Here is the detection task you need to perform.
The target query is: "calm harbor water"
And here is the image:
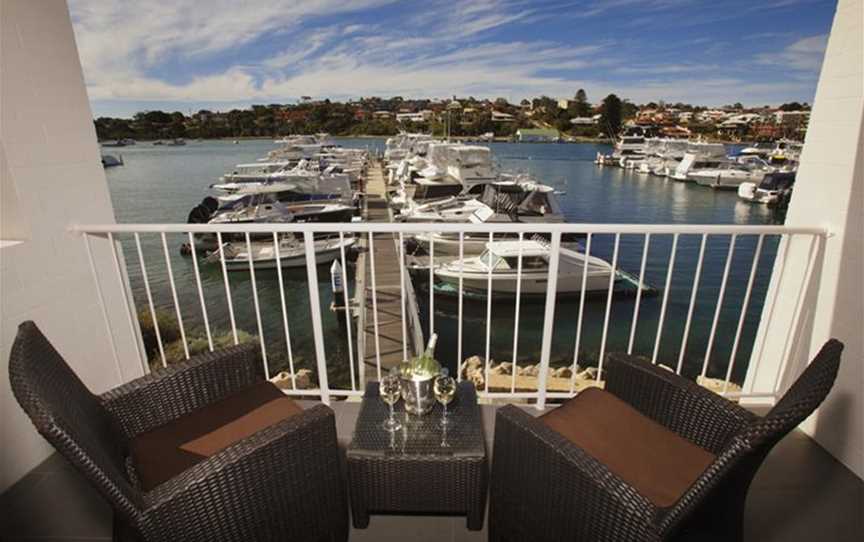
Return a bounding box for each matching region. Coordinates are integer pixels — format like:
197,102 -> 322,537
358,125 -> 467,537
105,139 -> 782,388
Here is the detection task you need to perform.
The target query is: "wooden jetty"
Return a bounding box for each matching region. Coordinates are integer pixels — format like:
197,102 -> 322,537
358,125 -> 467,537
353,160 -> 424,383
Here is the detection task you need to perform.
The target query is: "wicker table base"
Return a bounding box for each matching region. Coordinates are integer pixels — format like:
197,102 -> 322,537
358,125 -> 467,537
347,381 -> 488,530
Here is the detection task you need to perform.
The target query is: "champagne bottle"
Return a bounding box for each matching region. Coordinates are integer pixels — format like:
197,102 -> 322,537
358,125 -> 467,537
407,333 -> 440,379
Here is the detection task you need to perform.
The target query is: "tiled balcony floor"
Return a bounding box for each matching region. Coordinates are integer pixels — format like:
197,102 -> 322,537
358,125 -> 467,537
1,403 -> 862,541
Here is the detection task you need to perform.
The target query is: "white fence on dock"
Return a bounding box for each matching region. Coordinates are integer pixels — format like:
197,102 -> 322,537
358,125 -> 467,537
74,222 -> 826,408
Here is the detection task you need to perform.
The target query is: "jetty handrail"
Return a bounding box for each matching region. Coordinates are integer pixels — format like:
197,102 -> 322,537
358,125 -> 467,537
75,221 -> 827,410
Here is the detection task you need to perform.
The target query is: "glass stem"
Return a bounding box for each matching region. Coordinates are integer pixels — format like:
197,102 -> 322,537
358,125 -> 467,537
389,402 -> 395,424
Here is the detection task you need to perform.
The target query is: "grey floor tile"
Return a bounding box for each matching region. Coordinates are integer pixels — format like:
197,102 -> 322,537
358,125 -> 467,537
0,467 -> 112,539
350,515 -> 458,542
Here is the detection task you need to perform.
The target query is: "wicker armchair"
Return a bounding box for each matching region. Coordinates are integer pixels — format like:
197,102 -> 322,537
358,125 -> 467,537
490,340 -> 843,542
8,321 -> 348,542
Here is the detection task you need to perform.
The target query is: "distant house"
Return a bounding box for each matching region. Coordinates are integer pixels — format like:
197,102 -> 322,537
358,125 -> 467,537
396,111 -> 431,123
373,110 -> 394,119
661,125 -> 691,138
719,113 -> 763,135
491,110 -> 515,122
557,98 -> 574,110
570,116 -> 597,126
516,128 -> 560,142
774,110 -> 810,125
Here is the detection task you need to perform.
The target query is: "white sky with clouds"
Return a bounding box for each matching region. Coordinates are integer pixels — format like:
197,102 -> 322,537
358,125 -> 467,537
67,0 -> 835,117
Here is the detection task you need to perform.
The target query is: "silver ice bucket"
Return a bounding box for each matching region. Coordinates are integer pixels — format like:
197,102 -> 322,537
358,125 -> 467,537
399,374 -> 436,415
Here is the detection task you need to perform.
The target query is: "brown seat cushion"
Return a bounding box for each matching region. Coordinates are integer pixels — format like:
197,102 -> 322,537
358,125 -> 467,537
540,387 -> 716,507
131,381 -> 302,491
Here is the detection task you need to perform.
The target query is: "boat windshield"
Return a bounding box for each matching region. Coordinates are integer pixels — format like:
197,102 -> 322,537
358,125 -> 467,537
759,172 -> 796,190
479,250 -> 503,270
517,192 -> 553,216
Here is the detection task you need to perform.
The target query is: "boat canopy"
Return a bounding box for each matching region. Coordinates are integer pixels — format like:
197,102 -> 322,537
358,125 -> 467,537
478,182 -> 561,217
485,240 -> 549,258
758,171 -> 796,190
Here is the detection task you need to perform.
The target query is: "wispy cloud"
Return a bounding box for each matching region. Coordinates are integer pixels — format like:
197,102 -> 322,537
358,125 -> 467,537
68,0 -> 834,115
755,34 -> 829,71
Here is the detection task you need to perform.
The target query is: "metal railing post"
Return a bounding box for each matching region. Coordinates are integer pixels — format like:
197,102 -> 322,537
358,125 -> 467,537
304,231 -> 331,404
536,231 -> 562,410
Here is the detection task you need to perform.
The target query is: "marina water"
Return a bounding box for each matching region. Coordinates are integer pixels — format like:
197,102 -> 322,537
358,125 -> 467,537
106,139 -> 779,388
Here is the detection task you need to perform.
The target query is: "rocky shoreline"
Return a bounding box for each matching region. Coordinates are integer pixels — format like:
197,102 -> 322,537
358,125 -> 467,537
268,355 -> 741,398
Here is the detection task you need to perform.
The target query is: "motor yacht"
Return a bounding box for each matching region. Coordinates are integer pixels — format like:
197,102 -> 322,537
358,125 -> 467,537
669,143 -> 730,182
206,235 -> 355,271
738,171 -> 796,204
408,180 -> 568,254
208,198 -> 354,226
433,240 -> 618,296
691,163 -> 768,190
392,143 -> 498,206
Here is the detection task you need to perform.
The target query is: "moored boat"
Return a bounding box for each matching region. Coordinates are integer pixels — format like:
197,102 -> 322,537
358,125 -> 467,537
738,171 -> 796,204
206,235 -> 356,271
434,240 -> 619,296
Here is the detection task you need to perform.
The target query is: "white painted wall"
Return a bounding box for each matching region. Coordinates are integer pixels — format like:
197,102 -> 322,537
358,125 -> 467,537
0,0 -> 142,492
747,0 -> 863,479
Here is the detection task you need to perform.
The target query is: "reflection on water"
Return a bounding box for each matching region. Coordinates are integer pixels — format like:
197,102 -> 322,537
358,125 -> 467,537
107,139 -> 782,388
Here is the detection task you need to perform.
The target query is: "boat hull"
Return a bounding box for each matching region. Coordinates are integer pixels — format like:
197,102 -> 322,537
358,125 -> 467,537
219,239 -> 356,271
435,268 -> 613,295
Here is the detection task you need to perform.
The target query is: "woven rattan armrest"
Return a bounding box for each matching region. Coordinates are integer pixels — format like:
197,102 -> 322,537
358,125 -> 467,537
138,404 -> 346,542
101,343 -> 263,440
491,405 -> 659,541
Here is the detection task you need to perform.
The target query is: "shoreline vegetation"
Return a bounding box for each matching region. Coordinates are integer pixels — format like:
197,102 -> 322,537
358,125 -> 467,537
94,92 -> 810,145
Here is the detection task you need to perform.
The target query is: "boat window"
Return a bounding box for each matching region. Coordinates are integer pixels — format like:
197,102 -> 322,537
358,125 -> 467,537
480,250 -> 503,269
504,256 -> 546,269
517,192 -> 550,216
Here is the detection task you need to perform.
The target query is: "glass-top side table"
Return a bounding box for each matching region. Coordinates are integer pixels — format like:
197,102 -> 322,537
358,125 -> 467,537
347,381 -> 488,530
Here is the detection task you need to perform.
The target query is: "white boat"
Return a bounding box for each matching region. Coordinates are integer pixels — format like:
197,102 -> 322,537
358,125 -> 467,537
670,145 -> 729,182
221,161 -> 292,182
216,165 -> 353,200
267,134 -> 335,161
207,235 -> 355,271
397,196 -> 488,222
384,133 -> 435,163
211,180 -> 298,196
691,163 -> 767,190
738,141 -> 774,158
209,199 -> 354,225
738,172 -> 796,204
394,143 -> 497,204
409,180 -> 569,254
434,240 -> 617,295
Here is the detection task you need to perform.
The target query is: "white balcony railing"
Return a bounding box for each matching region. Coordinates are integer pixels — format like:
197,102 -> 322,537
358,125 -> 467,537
73,222 -> 827,408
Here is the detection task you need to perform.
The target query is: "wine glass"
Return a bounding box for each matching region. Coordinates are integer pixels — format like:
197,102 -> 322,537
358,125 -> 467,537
380,372 -> 402,433
433,369 -> 457,431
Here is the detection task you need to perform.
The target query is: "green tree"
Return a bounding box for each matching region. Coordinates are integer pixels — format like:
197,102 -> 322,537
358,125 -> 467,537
599,94 -> 623,134
573,89 -> 591,117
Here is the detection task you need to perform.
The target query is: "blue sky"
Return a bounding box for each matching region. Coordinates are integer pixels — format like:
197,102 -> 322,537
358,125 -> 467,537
68,0 -> 837,118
